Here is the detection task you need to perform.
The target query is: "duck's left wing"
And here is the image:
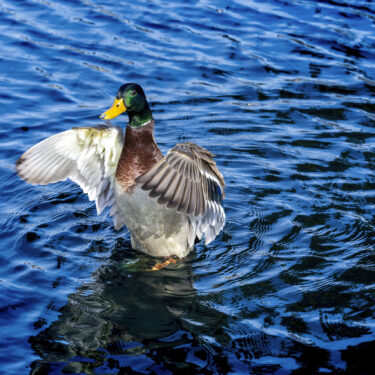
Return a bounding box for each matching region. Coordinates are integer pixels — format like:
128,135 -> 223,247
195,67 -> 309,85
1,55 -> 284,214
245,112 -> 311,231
135,142 -> 225,246
16,124 -> 125,229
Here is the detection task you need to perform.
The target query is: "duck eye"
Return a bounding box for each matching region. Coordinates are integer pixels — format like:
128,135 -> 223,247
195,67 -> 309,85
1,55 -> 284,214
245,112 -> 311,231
131,90 -> 137,96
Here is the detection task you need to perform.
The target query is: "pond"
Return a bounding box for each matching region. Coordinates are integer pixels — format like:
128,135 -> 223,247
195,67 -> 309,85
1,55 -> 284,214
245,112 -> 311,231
0,0 -> 374,374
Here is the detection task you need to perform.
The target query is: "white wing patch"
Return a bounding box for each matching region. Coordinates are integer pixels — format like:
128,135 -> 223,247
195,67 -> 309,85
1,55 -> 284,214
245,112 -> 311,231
16,124 -> 125,229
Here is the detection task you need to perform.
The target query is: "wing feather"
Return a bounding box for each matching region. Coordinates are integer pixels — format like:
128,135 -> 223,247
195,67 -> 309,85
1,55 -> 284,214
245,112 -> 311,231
187,181 -> 196,216
16,124 -> 125,229
149,166 -> 174,198
141,162 -> 169,190
177,178 -> 191,213
157,170 -> 179,205
135,142 -> 225,245
166,174 -> 185,210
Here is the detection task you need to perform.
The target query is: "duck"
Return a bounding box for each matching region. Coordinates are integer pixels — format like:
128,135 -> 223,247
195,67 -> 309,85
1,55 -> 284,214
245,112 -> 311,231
16,83 -> 225,263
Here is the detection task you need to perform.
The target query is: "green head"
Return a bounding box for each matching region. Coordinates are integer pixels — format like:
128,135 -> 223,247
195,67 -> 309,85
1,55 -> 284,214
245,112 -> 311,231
100,83 -> 153,128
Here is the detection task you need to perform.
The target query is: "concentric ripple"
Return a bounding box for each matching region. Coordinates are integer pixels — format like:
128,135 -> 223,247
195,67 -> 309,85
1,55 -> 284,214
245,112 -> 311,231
0,0 -> 374,374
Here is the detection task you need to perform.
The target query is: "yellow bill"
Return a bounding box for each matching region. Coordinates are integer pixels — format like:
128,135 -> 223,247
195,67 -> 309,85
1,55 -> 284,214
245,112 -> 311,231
100,98 -> 126,120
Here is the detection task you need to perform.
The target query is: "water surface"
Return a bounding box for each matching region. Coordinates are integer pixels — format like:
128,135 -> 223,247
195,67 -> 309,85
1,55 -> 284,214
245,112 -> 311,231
0,0 -> 375,374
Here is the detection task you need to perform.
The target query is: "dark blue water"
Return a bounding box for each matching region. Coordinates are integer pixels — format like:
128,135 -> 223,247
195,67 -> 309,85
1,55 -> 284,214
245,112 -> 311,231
1,0 -> 375,374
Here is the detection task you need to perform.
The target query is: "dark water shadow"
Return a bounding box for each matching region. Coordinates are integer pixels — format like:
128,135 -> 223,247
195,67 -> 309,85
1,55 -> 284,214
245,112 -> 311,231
28,248 -> 232,374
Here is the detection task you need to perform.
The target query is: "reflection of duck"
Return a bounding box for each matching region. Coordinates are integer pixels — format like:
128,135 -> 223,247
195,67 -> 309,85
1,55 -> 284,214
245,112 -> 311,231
29,255 -> 198,373
16,83 -> 225,259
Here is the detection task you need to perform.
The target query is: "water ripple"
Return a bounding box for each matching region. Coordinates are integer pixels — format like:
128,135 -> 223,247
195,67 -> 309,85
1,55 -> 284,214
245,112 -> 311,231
1,0 -> 375,373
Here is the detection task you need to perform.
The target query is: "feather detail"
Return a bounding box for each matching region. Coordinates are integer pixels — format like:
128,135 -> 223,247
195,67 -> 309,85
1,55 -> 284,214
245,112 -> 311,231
166,175 -> 185,210
135,142 -> 225,245
16,124 -> 125,229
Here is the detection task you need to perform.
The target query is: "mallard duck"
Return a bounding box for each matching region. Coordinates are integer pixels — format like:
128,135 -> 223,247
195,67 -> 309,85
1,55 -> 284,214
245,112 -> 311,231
16,83 -> 225,260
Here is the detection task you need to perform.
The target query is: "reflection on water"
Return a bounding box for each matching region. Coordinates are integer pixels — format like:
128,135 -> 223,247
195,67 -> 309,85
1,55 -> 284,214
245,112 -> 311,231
29,249 -> 231,374
28,244 -> 375,374
1,0 -> 375,373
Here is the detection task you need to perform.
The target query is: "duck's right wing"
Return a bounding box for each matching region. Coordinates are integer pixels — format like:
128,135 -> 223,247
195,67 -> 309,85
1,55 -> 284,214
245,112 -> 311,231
16,124 -> 126,229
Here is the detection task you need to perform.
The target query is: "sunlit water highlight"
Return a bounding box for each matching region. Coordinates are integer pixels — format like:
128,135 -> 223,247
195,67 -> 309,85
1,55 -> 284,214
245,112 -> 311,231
0,0 -> 374,374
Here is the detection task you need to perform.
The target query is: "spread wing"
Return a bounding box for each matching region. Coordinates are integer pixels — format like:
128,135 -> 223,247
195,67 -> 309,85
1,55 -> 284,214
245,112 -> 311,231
136,142 -> 225,246
16,124 -> 126,230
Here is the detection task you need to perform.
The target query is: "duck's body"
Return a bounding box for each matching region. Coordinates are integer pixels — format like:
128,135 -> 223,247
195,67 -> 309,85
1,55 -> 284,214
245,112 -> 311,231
16,83 -> 225,258
115,184 -> 191,258
114,120 -> 191,258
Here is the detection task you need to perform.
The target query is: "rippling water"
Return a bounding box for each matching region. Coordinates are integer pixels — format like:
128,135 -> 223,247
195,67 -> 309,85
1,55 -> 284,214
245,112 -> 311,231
1,0 -> 375,374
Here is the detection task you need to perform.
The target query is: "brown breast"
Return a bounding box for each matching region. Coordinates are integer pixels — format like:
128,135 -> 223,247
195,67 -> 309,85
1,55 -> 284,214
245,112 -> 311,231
116,120 -> 163,191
